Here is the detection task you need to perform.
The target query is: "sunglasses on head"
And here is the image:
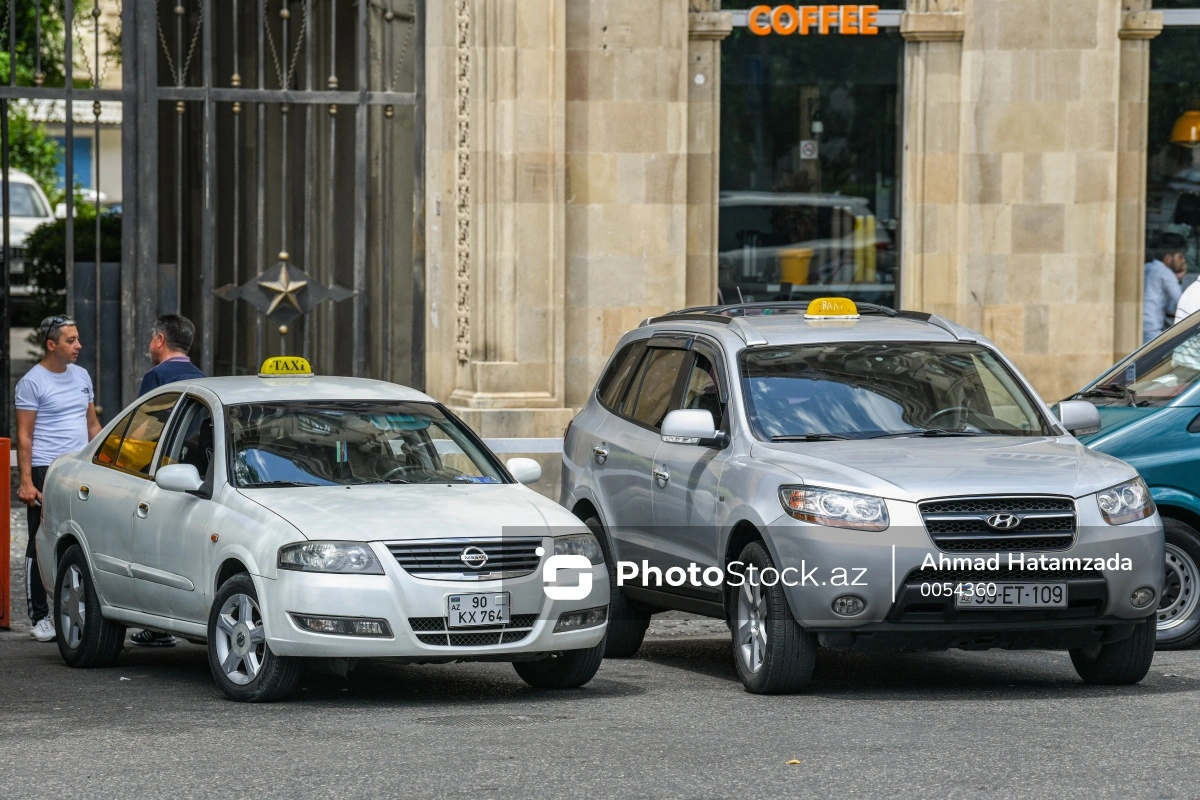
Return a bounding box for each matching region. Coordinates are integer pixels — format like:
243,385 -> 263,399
40,315 -> 76,335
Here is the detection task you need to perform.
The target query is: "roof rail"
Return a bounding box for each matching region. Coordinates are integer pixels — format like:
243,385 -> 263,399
658,300 -> 899,319
895,310 -> 972,341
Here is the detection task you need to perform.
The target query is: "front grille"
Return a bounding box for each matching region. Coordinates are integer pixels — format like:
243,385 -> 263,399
919,496 -> 1076,552
409,614 -> 537,647
387,538 -> 543,579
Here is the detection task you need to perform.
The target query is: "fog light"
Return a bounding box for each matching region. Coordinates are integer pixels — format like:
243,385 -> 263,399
292,614 -> 393,637
1130,587 -> 1156,609
554,605 -> 608,632
831,595 -> 866,617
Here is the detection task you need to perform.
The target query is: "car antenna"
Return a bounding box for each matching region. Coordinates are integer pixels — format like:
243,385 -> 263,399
737,285 -> 745,303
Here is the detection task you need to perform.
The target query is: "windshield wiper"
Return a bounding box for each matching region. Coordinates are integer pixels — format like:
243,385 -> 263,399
871,428 -> 991,439
1074,383 -> 1137,406
240,480 -> 322,488
771,433 -> 850,442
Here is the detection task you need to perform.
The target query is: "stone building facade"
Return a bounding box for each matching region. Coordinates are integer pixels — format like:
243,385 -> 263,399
420,0 -> 1185,443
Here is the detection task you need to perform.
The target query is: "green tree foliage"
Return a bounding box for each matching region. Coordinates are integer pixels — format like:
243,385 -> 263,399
23,206 -> 121,343
0,0 -> 72,87
7,103 -> 63,201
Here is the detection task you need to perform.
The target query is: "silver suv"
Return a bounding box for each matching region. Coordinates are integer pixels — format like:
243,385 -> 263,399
561,300 -> 1164,694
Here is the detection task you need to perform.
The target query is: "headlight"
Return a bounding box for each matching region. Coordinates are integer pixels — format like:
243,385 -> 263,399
553,533 -> 604,565
278,542 -> 385,574
1096,478 -> 1155,525
779,485 -> 889,531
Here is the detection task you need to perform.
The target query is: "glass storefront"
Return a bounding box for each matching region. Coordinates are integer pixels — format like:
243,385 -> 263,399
718,4 -> 904,308
1148,25 -> 1200,294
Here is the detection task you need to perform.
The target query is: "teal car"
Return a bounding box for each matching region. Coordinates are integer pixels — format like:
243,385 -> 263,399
1070,312 -> 1200,649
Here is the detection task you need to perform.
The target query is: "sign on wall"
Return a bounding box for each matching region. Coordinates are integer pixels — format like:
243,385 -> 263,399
747,5 -> 881,36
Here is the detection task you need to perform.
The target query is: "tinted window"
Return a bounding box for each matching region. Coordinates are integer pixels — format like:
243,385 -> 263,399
94,411 -> 135,467
628,348 -> 687,429
740,343 -> 1051,439
1080,313 -> 1200,406
598,342 -> 646,411
114,393 -> 181,475
159,399 -> 215,482
679,352 -> 725,430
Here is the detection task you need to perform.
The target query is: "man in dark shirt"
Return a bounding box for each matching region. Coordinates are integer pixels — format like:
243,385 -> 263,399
139,314 -> 206,397
132,313 -> 206,647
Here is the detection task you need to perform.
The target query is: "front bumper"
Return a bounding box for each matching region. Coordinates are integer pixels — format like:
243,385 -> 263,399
260,541 -> 609,659
764,499 -> 1164,645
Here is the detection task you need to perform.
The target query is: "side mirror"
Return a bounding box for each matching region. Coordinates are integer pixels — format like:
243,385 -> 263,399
156,463 -> 204,493
1057,399 -> 1101,436
661,409 -> 728,447
506,457 -> 542,485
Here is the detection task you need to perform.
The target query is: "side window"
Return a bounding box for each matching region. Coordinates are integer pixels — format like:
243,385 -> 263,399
679,352 -> 725,430
94,411 -> 136,466
597,341 -> 646,412
627,348 -> 688,430
158,398 -> 215,482
114,393 -> 181,476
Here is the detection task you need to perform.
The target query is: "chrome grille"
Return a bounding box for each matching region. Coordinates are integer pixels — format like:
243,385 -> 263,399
386,538 -> 544,580
919,496 -> 1076,552
409,614 -> 537,647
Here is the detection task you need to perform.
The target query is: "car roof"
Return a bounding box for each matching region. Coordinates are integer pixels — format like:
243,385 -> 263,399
167,375 -> 438,405
637,303 -> 980,349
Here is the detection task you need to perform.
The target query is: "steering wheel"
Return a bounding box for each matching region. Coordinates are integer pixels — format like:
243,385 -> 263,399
380,464 -> 418,481
925,406 -> 972,429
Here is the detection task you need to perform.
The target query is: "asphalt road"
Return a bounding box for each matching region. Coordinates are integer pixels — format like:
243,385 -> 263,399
5,510 -> 1200,798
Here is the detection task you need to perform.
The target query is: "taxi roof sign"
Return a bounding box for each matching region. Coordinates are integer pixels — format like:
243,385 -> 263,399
804,297 -> 859,319
259,356 -> 314,377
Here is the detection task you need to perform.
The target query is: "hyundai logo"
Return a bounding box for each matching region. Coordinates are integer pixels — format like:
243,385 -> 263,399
986,513 -> 1021,530
460,546 -> 489,569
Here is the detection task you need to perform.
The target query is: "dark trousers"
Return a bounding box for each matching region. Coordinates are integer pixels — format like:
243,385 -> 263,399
25,465 -> 49,623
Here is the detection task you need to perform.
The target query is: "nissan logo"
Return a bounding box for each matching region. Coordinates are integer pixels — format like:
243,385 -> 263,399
460,546 -> 489,569
986,513 -> 1021,530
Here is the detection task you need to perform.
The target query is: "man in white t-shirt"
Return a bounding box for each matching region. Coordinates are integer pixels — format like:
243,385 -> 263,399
15,315 -> 101,642
1176,278 -> 1200,325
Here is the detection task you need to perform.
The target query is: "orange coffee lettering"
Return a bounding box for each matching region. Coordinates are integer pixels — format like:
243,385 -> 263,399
842,5 -> 859,34
819,5 -> 839,34
748,4 -> 773,35
861,5 -> 879,34
799,5 -> 819,34
772,4 -> 800,34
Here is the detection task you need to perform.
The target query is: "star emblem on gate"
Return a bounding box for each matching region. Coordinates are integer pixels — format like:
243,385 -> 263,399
214,253 -> 354,325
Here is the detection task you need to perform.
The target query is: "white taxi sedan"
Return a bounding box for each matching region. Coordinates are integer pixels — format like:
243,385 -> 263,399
36,358 -> 608,701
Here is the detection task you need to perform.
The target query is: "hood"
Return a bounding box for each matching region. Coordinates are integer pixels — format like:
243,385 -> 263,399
1076,406 -> 1159,445
751,436 -> 1136,502
238,483 -> 587,542
8,216 -> 46,247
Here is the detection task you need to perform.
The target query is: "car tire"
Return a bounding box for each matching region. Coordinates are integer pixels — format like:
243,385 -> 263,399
512,640 -> 605,689
55,545 -> 125,668
1156,517 -> 1200,650
584,515 -> 650,658
1070,615 -> 1156,685
732,541 -> 816,695
206,573 -> 301,702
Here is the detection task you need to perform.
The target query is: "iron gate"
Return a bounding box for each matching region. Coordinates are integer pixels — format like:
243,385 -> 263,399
0,0 -> 425,434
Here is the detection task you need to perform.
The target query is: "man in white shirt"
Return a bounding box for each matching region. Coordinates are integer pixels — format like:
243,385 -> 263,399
15,315 -> 101,642
1176,278 -> 1200,325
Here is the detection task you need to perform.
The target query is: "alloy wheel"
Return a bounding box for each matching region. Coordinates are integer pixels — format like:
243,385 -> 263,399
213,593 -> 267,685
58,564 -> 86,649
736,579 -> 769,674
1158,542 -> 1199,633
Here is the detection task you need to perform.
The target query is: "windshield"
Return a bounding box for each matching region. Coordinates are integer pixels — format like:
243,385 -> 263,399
740,342 -> 1054,440
226,401 -> 506,487
9,183 -> 49,217
1077,314 -> 1200,407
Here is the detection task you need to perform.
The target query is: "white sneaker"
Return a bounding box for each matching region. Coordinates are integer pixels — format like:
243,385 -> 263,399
30,617 -> 56,642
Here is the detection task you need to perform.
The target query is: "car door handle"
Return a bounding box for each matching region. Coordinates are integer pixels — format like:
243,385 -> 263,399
592,446 -> 609,464
653,469 -> 670,486
78,485 -> 90,501
136,501 -> 150,518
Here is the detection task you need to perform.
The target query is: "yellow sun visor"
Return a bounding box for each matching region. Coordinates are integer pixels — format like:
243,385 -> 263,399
804,297 -> 860,320
259,356 -> 314,377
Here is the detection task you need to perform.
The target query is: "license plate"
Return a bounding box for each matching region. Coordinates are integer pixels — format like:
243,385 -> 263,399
953,583 -> 1067,609
447,592 -> 510,627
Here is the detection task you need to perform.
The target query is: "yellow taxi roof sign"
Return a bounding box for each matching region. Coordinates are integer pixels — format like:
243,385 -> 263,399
804,297 -> 860,319
259,356 -> 314,377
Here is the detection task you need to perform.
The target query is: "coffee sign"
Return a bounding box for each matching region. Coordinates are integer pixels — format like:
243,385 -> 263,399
747,5 -> 881,36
